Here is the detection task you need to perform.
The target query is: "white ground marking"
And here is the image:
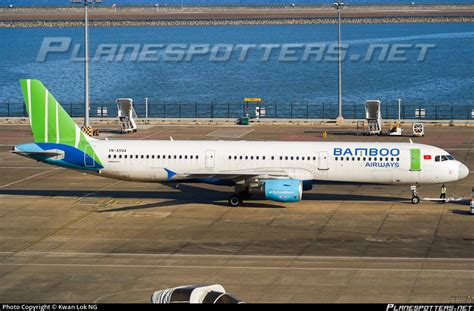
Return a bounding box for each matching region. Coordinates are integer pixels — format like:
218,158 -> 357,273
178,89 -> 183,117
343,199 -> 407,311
138,129 -> 165,140
207,128 -> 254,138
0,166 -> 54,169
0,262 -> 471,273
0,168 -> 60,188
0,251 -> 472,262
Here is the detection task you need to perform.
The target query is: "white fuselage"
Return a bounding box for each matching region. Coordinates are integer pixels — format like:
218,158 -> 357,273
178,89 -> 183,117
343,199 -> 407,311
91,140 -> 465,185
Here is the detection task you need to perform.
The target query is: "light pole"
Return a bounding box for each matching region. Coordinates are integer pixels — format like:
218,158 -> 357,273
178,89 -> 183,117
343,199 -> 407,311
334,1 -> 344,125
71,0 -> 96,132
84,0 -> 90,129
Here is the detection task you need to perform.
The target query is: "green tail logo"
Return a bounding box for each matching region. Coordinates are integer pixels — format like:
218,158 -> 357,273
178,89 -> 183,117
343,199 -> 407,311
19,79 -> 102,166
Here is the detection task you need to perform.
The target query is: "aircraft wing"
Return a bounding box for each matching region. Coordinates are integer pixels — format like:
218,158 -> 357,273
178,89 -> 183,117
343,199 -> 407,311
185,169 -> 290,182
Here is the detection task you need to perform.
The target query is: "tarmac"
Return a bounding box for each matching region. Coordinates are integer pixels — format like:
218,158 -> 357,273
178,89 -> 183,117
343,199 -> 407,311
0,122 -> 473,303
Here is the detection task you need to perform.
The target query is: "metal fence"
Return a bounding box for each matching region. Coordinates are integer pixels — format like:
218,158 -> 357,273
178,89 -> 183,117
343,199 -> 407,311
1,101 -> 473,120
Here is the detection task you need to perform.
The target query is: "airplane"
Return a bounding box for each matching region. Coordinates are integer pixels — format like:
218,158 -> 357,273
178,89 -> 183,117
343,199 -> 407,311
13,80 -> 469,206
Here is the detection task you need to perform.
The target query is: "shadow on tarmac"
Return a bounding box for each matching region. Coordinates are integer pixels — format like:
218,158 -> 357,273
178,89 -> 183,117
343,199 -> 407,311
0,182 -> 409,211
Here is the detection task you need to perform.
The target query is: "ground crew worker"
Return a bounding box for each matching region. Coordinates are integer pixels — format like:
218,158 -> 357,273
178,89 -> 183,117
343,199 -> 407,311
440,184 -> 447,202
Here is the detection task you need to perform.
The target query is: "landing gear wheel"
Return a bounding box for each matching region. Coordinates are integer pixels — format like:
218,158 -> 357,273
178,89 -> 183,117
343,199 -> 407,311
411,196 -> 420,204
228,195 -> 242,207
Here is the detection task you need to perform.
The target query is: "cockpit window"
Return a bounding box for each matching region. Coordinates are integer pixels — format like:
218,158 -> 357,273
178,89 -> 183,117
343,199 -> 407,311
436,155 -> 454,162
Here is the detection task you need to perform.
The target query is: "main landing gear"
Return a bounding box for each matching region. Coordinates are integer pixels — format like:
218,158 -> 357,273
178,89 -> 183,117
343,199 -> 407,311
228,190 -> 252,207
411,185 -> 420,204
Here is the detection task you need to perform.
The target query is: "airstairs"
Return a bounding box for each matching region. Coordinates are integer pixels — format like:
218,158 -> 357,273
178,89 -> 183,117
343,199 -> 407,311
116,98 -> 138,133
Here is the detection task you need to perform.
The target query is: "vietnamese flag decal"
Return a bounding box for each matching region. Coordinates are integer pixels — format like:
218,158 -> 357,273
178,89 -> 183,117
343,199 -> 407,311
424,155 -> 432,160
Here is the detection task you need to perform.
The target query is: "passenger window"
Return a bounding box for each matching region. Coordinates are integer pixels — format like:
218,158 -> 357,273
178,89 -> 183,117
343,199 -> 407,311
245,156 -> 248,160
108,154 -> 111,159
113,155 -> 117,159
291,156 -> 294,160
335,157 -> 338,161
263,156 -> 266,160
190,155 -> 193,159
228,156 -> 231,160
285,156 -> 288,160
119,155 -> 122,159
352,157 -> 355,161
313,157 -> 317,160
256,156 -> 259,160
157,155 -> 160,159
146,155 -> 149,159
250,156 -> 254,160
271,156 -> 274,160
357,157 -> 360,161
239,156 -> 243,160
179,155 -> 182,159
184,155 -> 187,159
280,156 -> 283,160
196,155 -> 199,159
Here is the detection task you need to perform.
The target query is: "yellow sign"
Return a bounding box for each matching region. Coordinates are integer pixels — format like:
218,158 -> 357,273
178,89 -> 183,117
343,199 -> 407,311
244,98 -> 262,102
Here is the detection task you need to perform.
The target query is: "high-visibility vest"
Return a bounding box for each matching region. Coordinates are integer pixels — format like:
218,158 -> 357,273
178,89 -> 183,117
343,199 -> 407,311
441,187 -> 447,194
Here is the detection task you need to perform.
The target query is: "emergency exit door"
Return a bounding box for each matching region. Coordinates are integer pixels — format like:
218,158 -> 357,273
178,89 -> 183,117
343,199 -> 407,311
205,150 -> 215,168
318,151 -> 329,170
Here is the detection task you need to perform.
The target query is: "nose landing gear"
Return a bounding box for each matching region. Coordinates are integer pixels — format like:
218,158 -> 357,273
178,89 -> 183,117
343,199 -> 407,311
411,185 -> 420,204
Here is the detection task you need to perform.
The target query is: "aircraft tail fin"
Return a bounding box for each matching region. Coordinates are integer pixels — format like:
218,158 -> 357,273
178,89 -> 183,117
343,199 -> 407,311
19,79 -> 92,148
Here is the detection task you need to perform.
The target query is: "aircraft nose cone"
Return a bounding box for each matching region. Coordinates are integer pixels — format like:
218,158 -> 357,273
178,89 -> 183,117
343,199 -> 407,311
458,163 -> 469,180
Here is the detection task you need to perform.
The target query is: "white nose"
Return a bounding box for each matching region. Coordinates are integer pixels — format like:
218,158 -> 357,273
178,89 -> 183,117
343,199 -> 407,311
458,163 -> 469,180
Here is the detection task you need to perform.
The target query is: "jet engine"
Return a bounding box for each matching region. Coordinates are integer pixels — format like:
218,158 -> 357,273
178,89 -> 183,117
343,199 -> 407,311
263,179 -> 303,203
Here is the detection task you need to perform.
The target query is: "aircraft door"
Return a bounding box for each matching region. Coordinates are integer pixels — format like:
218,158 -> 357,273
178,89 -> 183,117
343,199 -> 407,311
410,149 -> 421,171
318,151 -> 329,170
205,150 -> 215,168
84,145 -> 95,167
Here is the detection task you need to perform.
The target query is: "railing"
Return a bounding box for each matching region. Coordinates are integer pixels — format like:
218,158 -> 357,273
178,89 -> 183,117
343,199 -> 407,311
1,101 -> 473,120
